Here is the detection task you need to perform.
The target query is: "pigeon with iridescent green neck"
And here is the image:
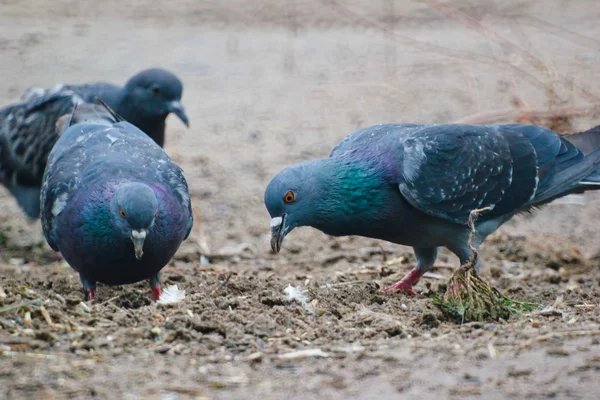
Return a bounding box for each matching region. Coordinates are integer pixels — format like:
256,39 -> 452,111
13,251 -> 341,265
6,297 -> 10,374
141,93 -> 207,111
265,123 -> 600,295
41,102 -> 193,301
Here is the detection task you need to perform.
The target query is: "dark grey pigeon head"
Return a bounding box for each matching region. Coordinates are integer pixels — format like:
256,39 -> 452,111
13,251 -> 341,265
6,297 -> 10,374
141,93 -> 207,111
122,68 -> 189,127
112,182 -> 159,259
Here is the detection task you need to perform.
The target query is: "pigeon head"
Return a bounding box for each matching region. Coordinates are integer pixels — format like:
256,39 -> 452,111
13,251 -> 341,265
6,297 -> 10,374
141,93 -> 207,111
122,68 -> 189,127
264,161 -> 324,253
265,158 -> 397,253
112,182 -> 159,260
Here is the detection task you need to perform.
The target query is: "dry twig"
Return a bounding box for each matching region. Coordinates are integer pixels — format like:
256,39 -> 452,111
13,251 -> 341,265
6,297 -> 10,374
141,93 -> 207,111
210,273 -> 233,297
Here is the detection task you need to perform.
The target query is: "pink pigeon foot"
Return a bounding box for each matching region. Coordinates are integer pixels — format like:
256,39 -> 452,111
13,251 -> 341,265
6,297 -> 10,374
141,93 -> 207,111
384,268 -> 425,296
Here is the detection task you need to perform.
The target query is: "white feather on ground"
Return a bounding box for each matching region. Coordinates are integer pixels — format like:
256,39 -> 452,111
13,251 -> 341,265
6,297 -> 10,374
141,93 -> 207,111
157,285 -> 186,305
283,284 -> 314,313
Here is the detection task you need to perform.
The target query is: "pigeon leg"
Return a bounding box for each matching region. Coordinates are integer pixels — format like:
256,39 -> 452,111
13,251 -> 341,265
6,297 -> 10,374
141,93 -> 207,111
149,272 -> 161,302
384,247 -> 437,296
79,274 -> 97,301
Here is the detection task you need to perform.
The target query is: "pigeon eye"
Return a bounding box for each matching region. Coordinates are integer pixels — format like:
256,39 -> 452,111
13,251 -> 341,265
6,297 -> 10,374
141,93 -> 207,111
120,209 -> 126,218
150,86 -> 160,95
283,191 -> 295,204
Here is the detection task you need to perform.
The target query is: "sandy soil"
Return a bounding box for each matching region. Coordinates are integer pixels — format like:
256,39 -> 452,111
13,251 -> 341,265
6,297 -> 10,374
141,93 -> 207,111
1,0 -> 600,398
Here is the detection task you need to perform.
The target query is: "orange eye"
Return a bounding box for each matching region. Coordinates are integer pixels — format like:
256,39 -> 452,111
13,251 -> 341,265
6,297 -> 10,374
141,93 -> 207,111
120,209 -> 126,218
283,191 -> 295,204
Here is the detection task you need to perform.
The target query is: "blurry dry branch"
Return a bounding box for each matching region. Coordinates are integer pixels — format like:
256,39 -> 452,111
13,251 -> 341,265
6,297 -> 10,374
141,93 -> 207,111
325,0 -> 564,93
423,0 -> 600,104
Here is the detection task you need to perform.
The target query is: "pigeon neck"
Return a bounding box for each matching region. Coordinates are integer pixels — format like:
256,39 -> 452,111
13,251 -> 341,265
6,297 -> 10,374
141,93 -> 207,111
116,91 -> 166,147
309,159 -> 400,236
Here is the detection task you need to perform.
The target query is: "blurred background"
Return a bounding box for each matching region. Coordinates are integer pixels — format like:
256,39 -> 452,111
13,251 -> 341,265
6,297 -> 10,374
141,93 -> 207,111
2,0 -> 600,255
2,1 -> 600,398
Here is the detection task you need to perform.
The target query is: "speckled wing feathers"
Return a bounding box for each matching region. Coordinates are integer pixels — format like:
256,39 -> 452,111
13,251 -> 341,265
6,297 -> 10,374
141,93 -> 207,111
398,125 -> 537,224
329,123 -> 591,226
0,91 -> 83,217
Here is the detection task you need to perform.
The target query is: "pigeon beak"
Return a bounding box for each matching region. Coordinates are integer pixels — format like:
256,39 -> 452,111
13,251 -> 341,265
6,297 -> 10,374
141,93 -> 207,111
131,229 -> 147,260
168,101 -> 190,127
270,214 -> 287,253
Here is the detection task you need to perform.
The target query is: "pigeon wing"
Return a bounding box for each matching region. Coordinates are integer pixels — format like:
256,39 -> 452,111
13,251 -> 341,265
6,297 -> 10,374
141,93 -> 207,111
395,124 -> 572,225
0,92 -> 82,217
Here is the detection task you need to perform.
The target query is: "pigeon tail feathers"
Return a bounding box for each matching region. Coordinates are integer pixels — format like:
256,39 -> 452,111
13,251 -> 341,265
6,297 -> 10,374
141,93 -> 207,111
565,124 -> 600,155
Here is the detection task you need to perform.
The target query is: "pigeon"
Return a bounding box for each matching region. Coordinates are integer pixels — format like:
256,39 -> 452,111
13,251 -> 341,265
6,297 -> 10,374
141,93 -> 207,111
21,68 -> 189,147
0,68 -> 189,219
0,91 -> 84,218
40,101 -> 193,301
264,123 -> 600,295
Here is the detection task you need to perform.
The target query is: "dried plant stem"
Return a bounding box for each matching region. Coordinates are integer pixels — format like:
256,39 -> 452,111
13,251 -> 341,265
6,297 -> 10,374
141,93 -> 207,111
377,242 -> 388,262
0,299 -> 42,313
210,273 -> 233,297
442,208 -> 510,322
520,330 -> 600,348
423,0 -> 600,104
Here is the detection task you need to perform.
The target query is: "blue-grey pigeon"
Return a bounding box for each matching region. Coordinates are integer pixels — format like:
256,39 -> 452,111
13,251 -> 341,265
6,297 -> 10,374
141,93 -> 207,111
40,101 -> 193,300
1,68 -> 188,219
22,68 -> 189,147
264,123 -> 600,295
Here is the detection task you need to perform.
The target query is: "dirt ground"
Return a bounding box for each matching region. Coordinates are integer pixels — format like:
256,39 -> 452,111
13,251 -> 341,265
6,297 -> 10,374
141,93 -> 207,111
2,0 -> 600,399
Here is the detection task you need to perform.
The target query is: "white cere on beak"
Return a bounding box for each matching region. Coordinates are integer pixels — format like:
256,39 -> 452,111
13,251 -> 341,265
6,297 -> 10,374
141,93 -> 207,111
270,217 -> 283,228
131,229 -> 147,260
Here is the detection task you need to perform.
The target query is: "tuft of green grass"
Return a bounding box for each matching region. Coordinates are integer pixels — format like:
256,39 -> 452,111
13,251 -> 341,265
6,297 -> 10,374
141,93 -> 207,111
498,298 -> 539,314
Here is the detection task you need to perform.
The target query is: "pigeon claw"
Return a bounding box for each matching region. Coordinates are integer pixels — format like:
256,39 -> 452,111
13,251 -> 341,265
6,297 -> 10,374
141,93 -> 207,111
384,268 -> 425,296
87,288 -> 97,301
384,281 -> 417,296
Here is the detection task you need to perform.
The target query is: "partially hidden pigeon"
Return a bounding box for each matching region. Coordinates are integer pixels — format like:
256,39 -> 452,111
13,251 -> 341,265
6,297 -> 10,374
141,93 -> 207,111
0,68 -> 188,219
0,91 -> 83,218
22,68 -> 189,148
40,101 -> 193,301
264,123 -> 600,295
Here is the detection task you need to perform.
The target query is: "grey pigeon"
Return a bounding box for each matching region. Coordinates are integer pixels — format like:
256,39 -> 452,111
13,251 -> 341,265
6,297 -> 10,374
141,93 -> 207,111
0,68 -> 189,219
22,68 -> 189,147
264,123 -> 600,295
0,91 -> 83,218
40,102 -> 193,301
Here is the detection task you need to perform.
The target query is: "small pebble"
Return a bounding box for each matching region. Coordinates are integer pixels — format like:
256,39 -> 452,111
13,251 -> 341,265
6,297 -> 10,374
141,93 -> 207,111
155,345 -> 171,354
153,314 -> 165,322
151,327 -> 161,335
247,352 -> 264,362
